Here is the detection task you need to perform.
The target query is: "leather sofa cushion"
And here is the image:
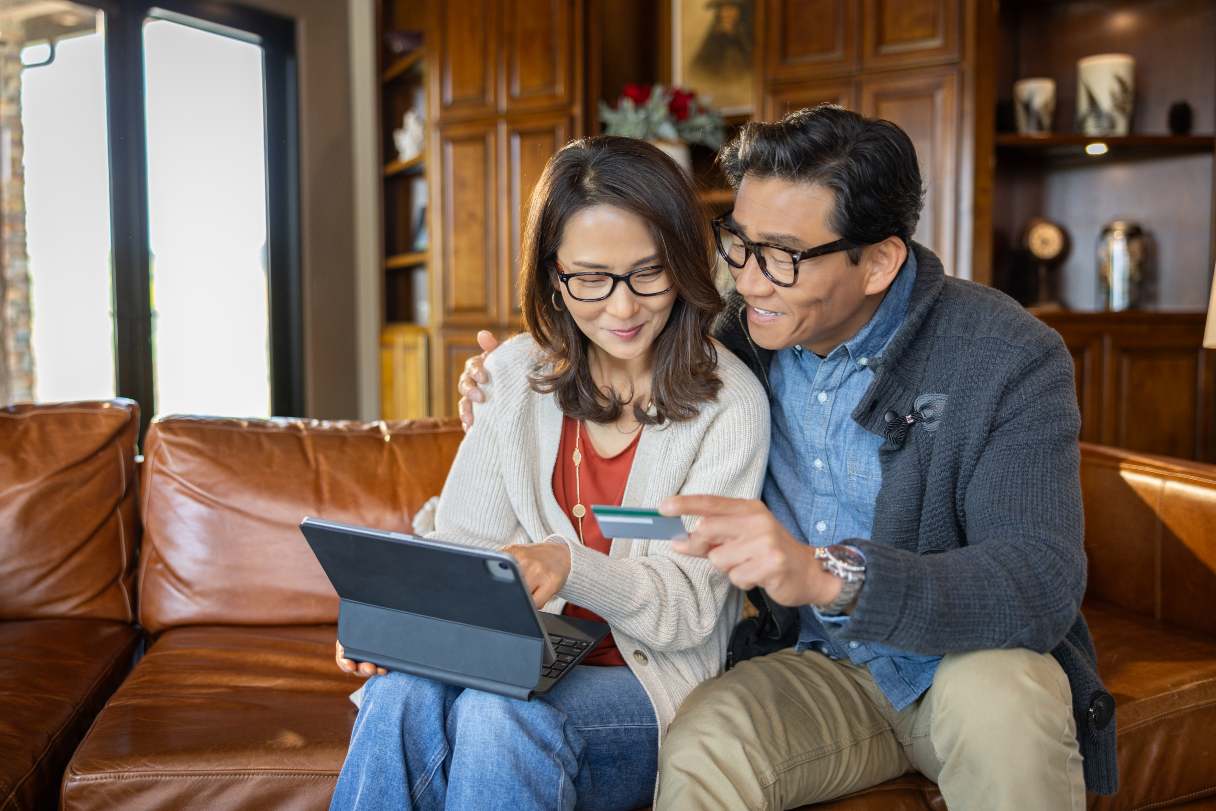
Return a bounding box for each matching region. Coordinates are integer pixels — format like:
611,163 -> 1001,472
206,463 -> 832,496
61,625 -> 355,811
0,619 -> 138,810
1085,601 -> 1216,810
138,416 -> 464,633
0,400 -> 138,622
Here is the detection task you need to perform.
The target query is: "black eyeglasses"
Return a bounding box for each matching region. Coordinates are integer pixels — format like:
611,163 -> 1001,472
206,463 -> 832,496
712,211 -> 863,287
554,260 -> 673,302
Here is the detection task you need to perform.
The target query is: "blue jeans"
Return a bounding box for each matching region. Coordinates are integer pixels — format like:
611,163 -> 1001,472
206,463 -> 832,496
330,665 -> 658,811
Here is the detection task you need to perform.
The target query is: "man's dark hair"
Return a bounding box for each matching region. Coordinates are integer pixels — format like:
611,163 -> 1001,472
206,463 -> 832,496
718,104 -> 925,262
519,135 -> 723,426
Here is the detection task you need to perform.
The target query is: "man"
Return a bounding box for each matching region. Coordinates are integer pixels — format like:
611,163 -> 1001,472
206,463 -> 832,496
459,106 -> 1116,810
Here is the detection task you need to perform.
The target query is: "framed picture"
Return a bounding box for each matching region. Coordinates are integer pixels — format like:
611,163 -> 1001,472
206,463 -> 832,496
669,0 -> 756,116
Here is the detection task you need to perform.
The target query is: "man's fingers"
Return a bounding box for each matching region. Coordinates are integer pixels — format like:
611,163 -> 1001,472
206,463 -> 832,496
661,495 -> 760,518
476,330 -> 500,353
459,397 -> 473,431
357,661 -> 377,677
725,559 -> 769,592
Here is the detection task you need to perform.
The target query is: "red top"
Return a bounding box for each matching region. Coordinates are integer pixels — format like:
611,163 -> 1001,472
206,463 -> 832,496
552,415 -> 642,667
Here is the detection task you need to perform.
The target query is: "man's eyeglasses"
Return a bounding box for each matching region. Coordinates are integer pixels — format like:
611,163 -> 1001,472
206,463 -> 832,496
712,211 -> 862,287
554,260 -> 673,302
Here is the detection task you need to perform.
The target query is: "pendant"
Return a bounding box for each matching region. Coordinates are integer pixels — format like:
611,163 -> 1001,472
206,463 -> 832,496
572,503 -> 586,519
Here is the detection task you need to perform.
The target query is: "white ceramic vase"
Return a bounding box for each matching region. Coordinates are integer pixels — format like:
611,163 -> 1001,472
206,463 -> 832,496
1014,77 -> 1056,135
1077,53 -> 1135,136
649,139 -> 692,174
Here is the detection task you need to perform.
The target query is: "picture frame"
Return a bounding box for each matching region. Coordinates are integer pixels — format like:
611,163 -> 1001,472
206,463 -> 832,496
668,0 -> 757,116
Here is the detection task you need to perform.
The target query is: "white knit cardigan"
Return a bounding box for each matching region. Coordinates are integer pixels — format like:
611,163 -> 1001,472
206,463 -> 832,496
417,333 -> 770,738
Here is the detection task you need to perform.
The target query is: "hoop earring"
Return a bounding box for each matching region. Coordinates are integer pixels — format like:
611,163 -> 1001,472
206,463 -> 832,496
551,291 -> 564,311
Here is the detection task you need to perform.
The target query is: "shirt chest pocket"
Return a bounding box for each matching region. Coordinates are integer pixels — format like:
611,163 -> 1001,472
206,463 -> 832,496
843,433 -> 883,512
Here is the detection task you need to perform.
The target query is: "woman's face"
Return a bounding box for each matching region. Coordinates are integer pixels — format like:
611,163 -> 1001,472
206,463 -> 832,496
553,204 -> 677,367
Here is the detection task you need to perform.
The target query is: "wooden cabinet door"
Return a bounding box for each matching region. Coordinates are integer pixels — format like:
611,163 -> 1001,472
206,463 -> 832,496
861,0 -> 959,70
764,78 -> 857,120
433,329 -> 490,417
500,0 -> 579,113
500,112 -> 572,325
437,122 -> 499,326
860,67 -> 958,273
1104,327 -> 1216,461
437,0 -> 497,119
764,0 -> 858,81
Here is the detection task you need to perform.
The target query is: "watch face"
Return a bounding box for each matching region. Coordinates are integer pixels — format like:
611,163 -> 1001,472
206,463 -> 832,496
827,544 -> 866,571
1026,220 -> 1066,261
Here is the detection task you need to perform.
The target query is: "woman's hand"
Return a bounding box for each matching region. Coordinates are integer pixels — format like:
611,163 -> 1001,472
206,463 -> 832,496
335,640 -> 387,677
457,331 -> 501,431
502,542 -> 571,608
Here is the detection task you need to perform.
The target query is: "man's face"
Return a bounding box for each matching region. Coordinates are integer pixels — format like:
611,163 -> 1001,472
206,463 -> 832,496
728,175 -> 895,356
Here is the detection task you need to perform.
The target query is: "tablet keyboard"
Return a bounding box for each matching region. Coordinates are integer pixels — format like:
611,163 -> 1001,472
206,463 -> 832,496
541,634 -> 592,679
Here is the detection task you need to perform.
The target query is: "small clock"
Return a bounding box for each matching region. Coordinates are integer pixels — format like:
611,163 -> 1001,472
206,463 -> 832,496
1020,217 -> 1070,309
1024,217 -> 1069,262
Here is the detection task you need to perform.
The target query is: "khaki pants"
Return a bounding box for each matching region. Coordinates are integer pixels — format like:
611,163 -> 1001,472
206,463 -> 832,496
657,647 -> 1084,811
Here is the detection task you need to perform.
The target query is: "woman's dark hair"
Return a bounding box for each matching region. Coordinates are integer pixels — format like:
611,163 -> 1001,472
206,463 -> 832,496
718,104 -> 924,262
519,135 -> 722,425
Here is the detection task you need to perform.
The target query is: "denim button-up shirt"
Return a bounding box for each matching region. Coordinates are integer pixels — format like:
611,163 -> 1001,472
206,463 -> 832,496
762,251 -> 941,711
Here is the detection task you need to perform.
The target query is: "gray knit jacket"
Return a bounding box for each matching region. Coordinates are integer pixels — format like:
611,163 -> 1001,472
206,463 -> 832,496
716,242 -> 1118,795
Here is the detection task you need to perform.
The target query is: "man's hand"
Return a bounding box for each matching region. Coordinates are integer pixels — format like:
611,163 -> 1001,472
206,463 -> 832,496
335,640 -> 386,677
502,542 -> 571,608
661,495 -> 842,608
457,331 -> 500,431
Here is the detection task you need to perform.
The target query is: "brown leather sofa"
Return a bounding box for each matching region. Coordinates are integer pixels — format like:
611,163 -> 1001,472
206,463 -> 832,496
1,401 -> 141,811
4,407 -> 1210,809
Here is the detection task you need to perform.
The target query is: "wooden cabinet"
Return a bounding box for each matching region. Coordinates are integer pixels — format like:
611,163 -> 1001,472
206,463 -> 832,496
500,112 -> 573,324
764,77 -> 857,120
764,0 -> 858,81
397,0 -> 585,417
437,122 -> 499,326
861,0 -> 959,70
860,67 -> 959,273
757,0 -> 976,278
436,0 -> 497,120
1038,311 -> 1216,463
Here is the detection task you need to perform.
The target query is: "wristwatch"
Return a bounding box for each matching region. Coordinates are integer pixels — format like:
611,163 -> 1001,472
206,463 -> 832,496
814,544 -> 866,616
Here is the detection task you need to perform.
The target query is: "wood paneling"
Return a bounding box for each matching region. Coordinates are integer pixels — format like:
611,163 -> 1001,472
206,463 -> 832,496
1038,311 -> 1216,462
501,113 -> 571,324
437,0 -> 497,118
861,67 -> 959,272
862,0 -> 959,70
501,0 -> 576,112
439,122 -> 498,324
435,330 -> 488,417
764,78 -> 857,119
765,0 -> 858,81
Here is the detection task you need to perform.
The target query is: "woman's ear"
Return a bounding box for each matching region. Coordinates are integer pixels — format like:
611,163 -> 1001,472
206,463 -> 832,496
861,236 -> 908,297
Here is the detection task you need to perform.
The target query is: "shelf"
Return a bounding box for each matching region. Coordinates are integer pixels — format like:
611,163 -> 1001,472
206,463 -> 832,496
996,134 -> 1215,162
698,187 -> 735,207
382,49 -> 424,84
384,154 -> 425,178
385,251 -> 427,270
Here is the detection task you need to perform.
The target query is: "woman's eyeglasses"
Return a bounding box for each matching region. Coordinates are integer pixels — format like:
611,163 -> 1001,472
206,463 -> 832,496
712,210 -> 862,287
554,260 -> 673,302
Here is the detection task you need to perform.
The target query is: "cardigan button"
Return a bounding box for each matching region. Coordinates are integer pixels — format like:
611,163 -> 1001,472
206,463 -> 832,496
632,650 -> 649,666
1087,691 -> 1115,731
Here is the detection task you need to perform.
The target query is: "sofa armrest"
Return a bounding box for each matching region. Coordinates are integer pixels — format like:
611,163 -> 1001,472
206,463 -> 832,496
1080,442 -> 1216,638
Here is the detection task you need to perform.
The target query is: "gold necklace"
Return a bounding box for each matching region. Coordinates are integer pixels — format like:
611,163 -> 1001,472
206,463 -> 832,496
571,421 -> 586,544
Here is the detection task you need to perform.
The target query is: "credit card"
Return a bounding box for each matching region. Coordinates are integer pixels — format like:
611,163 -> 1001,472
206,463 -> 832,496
590,505 -> 688,540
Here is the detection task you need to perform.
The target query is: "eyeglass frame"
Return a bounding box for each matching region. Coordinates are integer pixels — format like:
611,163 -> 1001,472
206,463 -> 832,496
712,210 -> 865,288
553,259 -> 674,302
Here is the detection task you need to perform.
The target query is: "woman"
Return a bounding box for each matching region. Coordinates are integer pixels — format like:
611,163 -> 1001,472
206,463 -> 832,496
330,136 -> 769,811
